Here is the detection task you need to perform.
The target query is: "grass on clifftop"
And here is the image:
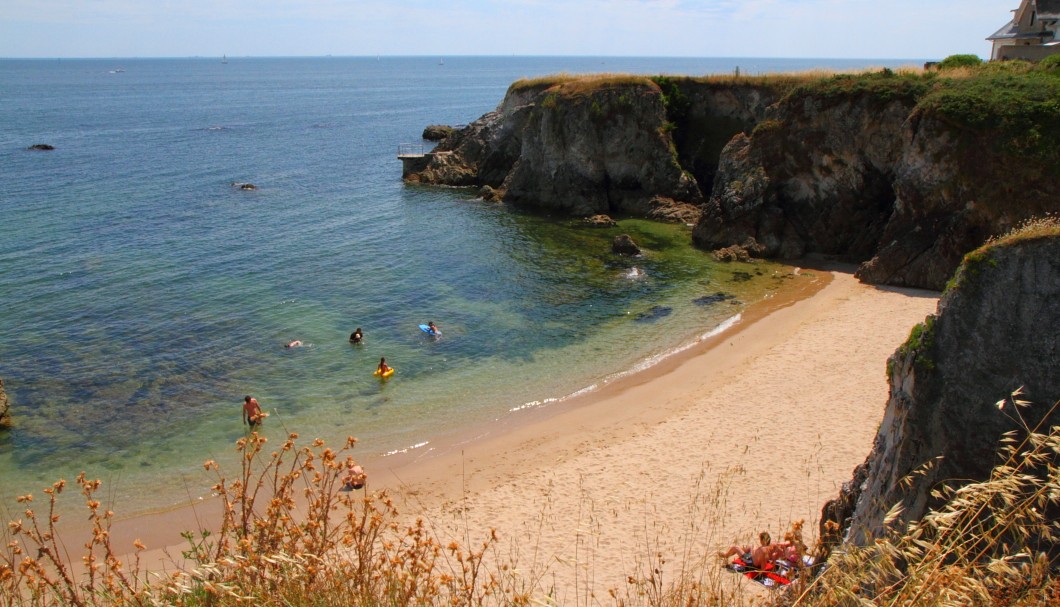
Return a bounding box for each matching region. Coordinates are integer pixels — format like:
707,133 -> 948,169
944,216 -> 1060,295
788,61 -> 1060,167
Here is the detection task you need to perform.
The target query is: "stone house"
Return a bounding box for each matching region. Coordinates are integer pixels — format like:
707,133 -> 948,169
987,0 -> 1060,60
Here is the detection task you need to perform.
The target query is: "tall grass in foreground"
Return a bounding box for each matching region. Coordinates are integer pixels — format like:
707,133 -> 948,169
2,394 -> 1057,606
792,391 -> 1060,607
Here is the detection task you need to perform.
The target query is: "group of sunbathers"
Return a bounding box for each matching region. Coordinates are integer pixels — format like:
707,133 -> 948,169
718,530 -> 807,570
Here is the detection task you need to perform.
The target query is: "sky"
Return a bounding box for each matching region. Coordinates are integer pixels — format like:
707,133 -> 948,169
0,0 -> 1009,59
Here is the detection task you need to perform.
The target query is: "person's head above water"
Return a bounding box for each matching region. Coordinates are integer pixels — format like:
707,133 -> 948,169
244,395 -> 253,403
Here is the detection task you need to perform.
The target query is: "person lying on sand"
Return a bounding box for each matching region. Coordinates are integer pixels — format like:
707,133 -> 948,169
718,531 -> 779,569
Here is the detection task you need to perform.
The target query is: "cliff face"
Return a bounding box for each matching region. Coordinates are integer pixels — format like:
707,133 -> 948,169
405,77 -> 781,219
502,81 -> 701,216
692,78 -> 1059,290
826,228 -> 1060,544
693,92 -> 913,262
408,71 -> 1058,289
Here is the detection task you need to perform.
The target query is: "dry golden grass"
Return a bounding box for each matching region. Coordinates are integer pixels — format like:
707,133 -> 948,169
3,391 -> 1057,607
508,66 -> 927,97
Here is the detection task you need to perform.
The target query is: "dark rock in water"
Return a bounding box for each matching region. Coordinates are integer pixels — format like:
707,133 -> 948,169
422,125 -> 455,141
730,271 -> 753,282
612,234 -> 641,256
826,226 -> 1060,549
692,292 -> 735,306
478,185 -> 503,202
0,378 -> 10,428
27,144 -> 55,151
585,214 -> 617,227
231,182 -> 257,190
713,238 -> 765,263
647,195 -> 702,225
634,305 -> 672,322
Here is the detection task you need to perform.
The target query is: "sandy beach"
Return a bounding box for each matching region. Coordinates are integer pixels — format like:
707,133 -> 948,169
53,265 -> 938,599
379,266 -> 939,598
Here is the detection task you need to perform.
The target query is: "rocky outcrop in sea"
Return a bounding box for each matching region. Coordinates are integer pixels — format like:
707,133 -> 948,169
822,223 -> 1060,547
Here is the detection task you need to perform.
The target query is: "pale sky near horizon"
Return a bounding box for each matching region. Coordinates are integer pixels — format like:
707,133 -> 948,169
0,1 -> 1009,60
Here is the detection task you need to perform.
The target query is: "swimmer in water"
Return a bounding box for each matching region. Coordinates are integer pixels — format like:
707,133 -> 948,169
285,340 -> 303,349
427,321 -> 441,336
349,328 -> 363,344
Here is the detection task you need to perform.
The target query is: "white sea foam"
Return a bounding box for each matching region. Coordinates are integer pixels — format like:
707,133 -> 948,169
381,441 -> 430,457
508,313 -> 742,413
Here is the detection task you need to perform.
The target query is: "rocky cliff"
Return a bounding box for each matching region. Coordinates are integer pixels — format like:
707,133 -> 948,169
406,75 -> 788,220
823,222 -> 1060,545
408,68 -> 1059,289
693,72 -> 1060,290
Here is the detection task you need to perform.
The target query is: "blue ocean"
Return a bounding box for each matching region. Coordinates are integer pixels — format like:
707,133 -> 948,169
0,56 -> 919,516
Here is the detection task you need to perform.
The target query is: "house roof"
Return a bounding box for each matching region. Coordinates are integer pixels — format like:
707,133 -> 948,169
1038,0 -> 1060,19
988,21 -> 1020,40
988,1 -> 1060,41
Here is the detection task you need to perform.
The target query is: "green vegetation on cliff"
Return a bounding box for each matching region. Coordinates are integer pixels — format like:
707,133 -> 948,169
945,216 -> 1060,294
787,62 -> 1060,170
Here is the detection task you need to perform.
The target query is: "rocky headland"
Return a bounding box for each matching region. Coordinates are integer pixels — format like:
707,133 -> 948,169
406,65 -> 1060,290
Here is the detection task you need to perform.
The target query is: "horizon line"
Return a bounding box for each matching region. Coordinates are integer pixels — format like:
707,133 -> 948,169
0,53 -> 941,62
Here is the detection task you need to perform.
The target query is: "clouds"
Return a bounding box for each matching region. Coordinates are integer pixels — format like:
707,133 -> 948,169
0,0 -> 1003,58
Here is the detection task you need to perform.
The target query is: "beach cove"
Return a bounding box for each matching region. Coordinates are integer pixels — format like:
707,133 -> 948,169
0,56 -> 924,519
67,264 -> 938,602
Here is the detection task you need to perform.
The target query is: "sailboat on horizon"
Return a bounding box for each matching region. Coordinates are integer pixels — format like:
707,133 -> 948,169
222,54 -> 228,64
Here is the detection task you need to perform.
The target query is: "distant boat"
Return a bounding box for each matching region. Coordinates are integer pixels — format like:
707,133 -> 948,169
222,54 -> 228,64
109,68 -> 125,74
438,58 -> 444,66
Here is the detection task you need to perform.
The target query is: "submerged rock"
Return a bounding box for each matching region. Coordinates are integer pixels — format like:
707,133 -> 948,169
27,144 -> 55,151
692,292 -> 735,306
612,234 -> 641,256
634,305 -> 673,322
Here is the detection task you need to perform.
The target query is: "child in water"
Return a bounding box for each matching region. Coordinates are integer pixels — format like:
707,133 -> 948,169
377,357 -> 390,375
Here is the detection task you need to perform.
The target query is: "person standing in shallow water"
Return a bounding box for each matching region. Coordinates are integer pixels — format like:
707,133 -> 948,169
243,395 -> 264,428
349,327 -> 363,344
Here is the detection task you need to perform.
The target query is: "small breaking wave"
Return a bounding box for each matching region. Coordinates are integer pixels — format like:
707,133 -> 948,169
507,313 -> 742,413
381,441 -> 430,457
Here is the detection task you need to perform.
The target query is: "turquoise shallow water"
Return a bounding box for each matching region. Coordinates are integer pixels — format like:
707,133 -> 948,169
0,56 -> 917,516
